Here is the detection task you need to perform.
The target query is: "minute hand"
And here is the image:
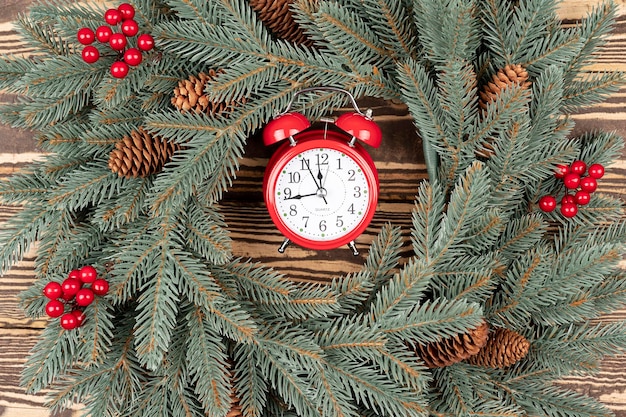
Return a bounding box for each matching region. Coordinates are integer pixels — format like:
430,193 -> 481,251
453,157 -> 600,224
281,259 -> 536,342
304,160 -> 328,204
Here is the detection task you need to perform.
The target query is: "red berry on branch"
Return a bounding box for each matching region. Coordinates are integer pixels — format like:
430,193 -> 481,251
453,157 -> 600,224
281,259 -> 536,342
561,195 -> 575,205
79,265 -> 98,283
563,173 -> 580,189
61,278 -> 82,299
121,19 -> 139,37
60,313 -> 78,330
554,164 -> 570,179
580,176 -> 598,193
109,33 -> 128,51
105,8 -> 122,25
68,269 -> 81,280
588,163 -> 605,179
111,61 -> 129,78
96,25 -> 113,43
123,48 -> 142,66
560,202 -> 578,218
75,288 -> 95,307
72,310 -> 86,327
574,190 -> 591,205
92,279 -> 110,296
570,160 -> 587,175
43,281 -> 63,299
118,3 -> 136,20
45,299 -> 65,318
538,195 -> 557,212
137,34 -> 154,51
77,27 -> 95,45
81,46 -> 100,64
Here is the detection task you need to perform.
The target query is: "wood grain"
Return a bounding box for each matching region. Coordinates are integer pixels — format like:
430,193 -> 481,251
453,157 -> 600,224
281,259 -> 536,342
1,0 -> 626,416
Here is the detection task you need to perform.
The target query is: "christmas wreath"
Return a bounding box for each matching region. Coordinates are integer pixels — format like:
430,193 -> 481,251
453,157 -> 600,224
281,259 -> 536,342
1,0 -> 626,416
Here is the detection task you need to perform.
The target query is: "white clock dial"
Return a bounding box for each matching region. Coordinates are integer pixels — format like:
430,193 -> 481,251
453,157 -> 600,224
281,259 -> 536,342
274,147 -> 370,242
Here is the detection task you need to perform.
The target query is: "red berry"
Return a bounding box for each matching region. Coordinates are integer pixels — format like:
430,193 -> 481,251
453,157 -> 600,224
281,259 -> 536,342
561,195 -> 576,205
92,279 -> 110,296
563,173 -> 581,189
68,269 -> 81,280
538,195 -> 557,212
60,313 -> 78,330
81,45 -> 100,64
43,281 -> 63,299
45,299 -> 65,318
137,33 -> 155,51
123,48 -> 142,66
118,3 -> 136,20
554,164 -> 570,179
560,202 -> 578,218
109,33 -> 128,51
121,19 -> 139,37
96,25 -> 113,43
77,27 -> 95,45
570,160 -> 587,175
580,176 -> 598,193
75,288 -> 95,307
72,310 -> 86,327
111,61 -> 129,78
62,278 -> 82,299
574,190 -> 591,205
79,265 -> 98,283
104,8 -> 122,25
588,163 -> 605,179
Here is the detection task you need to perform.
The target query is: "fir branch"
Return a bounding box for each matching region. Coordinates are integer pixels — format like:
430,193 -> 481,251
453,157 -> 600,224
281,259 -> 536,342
233,343 -> 269,417
22,55 -> 104,98
563,72 -> 626,112
186,305 -> 232,416
411,179 -> 445,263
92,177 -> 152,233
360,223 -> 403,304
18,91 -> 91,130
0,55 -> 34,93
14,14 -> 70,57
182,200 -> 232,265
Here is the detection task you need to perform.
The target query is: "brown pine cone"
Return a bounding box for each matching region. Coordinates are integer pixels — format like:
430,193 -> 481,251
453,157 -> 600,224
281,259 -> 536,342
172,70 -> 245,116
249,0 -> 312,45
413,321 -> 490,368
478,63 -> 531,111
108,127 -> 179,178
467,327 -> 530,369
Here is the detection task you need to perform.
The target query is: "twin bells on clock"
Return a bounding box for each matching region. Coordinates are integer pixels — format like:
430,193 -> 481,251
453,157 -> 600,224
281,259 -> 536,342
262,87 -> 382,255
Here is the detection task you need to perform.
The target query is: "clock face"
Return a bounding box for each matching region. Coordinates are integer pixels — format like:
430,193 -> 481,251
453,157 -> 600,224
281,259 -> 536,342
264,134 -> 378,250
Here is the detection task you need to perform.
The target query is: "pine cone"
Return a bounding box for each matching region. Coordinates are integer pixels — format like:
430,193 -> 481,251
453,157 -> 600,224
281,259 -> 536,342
478,63 -> 531,111
172,70 -> 245,116
249,0 -> 312,45
413,321 -> 490,368
108,127 -> 179,178
467,327 -> 530,369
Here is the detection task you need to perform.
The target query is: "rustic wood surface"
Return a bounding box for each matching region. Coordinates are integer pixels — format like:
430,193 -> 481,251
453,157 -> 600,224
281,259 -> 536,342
1,0 -> 626,416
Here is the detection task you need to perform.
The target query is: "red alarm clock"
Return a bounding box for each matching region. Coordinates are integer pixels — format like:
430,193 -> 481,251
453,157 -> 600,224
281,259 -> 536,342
262,87 -> 382,254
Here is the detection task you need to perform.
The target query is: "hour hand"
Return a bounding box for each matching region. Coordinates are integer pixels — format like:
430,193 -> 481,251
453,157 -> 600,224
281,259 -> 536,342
284,192 -> 317,200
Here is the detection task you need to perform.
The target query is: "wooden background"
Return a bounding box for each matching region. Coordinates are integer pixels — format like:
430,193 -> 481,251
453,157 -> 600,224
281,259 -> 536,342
1,0 -> 626,416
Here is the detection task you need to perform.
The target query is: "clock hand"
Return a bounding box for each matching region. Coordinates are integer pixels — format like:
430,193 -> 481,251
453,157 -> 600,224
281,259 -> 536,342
304,160 -> 328,204
284,192 -> 317,200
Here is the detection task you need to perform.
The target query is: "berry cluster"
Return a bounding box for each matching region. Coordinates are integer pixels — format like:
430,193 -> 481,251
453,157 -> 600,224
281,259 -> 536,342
43,265 -> 110,330
538,160 -> 605,218
77,3 -> 155,79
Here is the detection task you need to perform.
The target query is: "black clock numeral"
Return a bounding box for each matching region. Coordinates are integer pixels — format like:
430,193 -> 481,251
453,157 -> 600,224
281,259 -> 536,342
353,186 -> 362,198
335,216 -> 343,228
289,172 -> 301,183
289,205 -> 297,216
347,169 -> 355,181
348,204 -> 355,215
300,159 -> 310,171
302,216 -> 310,228
319,220 -> 327,232
337,158 -> 342,170
283,187 -> 292,199
316,153 -> 329,165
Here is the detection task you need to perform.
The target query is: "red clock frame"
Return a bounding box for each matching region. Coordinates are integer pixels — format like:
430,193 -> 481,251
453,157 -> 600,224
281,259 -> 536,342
263,129 -> 379,251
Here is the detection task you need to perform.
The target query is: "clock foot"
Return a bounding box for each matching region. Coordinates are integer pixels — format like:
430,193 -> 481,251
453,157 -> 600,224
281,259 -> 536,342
278,239 -> 291,253
348,241 -> 359,256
